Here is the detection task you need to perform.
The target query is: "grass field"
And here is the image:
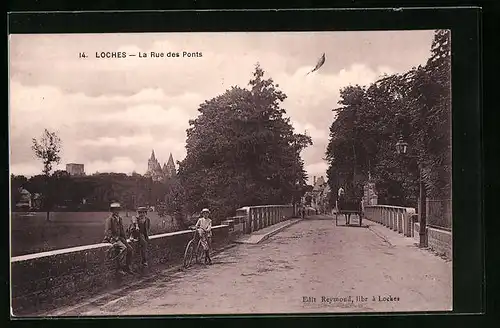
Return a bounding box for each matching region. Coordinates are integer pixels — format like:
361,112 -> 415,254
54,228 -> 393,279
10,211 -> 182,257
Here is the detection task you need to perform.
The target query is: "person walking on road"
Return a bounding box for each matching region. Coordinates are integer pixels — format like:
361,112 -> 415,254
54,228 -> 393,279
104,202 -> 135,275
195,208 -> 213,265
128,206 -> 151,267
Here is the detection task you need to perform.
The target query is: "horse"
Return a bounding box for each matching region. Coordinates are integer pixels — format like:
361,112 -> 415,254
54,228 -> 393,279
337,195 -> 351,224
336,195 -> 362,226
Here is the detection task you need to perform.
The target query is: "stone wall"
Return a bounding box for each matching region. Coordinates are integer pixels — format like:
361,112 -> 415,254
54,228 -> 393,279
11,225 -> 229,316
413,222 -> 421,242
413,222 -> 452,260
427,226 -> 452,259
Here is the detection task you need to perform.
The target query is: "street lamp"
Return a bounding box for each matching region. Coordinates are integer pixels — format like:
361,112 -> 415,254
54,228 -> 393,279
395,136 -> 408,155
395,135 -> 427,248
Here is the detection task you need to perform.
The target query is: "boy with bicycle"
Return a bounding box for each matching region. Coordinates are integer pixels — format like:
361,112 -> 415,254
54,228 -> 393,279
195,208 -> 213,265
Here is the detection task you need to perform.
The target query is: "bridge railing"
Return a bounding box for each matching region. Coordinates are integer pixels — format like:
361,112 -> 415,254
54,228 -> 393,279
364,205 -> 416,237
222,205 -> 294,235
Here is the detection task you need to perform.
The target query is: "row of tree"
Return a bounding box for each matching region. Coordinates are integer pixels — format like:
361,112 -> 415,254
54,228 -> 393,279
325,30 -> 451,207
11,171 -> 182,213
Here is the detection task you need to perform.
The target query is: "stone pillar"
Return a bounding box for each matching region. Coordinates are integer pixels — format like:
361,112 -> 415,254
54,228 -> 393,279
251,208 -> 256,232
396,210 -> 400,232
262,207 -> 265,228
264,207 -> 268,227
257,208 -> 262,231
364,181 -> 378,206
398,210 -> 403,233
247,208 -> 252,233
385,208 -> 390,227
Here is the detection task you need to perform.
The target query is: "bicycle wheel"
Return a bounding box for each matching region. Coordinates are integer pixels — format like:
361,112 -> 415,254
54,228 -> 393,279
195,240 -> 205,264
183,240 -> 195,268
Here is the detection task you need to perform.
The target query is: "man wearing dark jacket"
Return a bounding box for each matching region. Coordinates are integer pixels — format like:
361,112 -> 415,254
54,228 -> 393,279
128,206 -> 151,267
104,202 -> 134,275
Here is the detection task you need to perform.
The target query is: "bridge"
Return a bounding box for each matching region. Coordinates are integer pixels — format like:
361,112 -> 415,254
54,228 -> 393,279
10,205 -> 452,316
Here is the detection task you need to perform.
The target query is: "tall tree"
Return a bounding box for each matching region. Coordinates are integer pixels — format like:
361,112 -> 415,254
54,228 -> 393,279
32,129 -> 62,221
178,64 -> 312,221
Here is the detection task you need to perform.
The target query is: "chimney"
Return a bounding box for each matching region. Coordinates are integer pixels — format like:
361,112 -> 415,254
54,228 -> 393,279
313,176 -> 316,185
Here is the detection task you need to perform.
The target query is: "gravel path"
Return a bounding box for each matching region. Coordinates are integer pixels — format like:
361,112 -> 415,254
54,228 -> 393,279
64,216 -> 452,315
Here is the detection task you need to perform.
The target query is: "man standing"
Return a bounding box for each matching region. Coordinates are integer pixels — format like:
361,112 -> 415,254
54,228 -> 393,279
337,186 -> 346,211
195,208 -> 213,265
104,202 -> 135,275
129,206 -> 151,267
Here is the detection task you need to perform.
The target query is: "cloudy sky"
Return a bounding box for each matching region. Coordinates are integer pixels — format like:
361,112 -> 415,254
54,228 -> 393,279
9,31 -> 435,182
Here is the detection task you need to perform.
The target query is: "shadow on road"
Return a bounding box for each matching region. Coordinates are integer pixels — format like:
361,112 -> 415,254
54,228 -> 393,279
335,224 -> 370,229
304,216 -> 333,220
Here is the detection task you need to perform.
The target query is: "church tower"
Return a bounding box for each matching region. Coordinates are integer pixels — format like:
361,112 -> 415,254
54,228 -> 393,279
145,149 -> 164,181
165,153 -> 177,178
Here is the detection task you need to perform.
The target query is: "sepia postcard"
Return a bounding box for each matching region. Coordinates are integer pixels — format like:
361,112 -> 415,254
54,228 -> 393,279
9,30 -> 453,317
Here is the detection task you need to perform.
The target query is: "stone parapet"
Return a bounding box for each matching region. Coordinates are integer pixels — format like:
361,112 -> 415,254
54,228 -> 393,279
11,225 -> 229,315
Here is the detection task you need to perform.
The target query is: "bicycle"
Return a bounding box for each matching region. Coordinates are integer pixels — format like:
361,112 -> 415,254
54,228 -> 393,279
183,226 -> 205,268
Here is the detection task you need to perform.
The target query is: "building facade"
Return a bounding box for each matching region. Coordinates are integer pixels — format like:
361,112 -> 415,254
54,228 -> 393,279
66,163 -> 85,176
145,150 -> 177,182
302,176 -> 331,214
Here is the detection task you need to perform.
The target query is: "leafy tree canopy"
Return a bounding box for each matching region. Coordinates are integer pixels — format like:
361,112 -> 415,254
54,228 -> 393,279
326,30 -> 451,206
178,64 -> 312,220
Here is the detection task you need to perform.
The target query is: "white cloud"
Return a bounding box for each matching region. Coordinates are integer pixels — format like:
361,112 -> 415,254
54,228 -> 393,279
77,134 -> 155,148
10,162 -> 44,177
86,157 -> 137,175
291,120 -> 329,141
305,161 -> 329,182
98,104 -> 192,130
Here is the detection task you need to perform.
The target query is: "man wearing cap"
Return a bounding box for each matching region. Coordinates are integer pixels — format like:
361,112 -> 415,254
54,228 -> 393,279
337,186 -> 346,212
104,202 -> 134,274
129,206 -> 151,267
195,208 -> 213,265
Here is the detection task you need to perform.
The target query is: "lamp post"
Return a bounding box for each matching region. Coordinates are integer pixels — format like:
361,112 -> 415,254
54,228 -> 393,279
396,136 -> 427,248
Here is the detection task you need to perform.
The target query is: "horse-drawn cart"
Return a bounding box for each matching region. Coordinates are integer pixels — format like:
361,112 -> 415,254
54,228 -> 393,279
335,197 -> 363,226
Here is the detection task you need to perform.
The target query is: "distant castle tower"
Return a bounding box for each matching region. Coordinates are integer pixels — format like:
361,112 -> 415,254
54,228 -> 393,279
145,150 -> 176,182
165,153 -> 176,178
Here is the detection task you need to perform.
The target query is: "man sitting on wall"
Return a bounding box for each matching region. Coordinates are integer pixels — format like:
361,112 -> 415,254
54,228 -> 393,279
128,206 -> 151,267
104,202 -> 135,275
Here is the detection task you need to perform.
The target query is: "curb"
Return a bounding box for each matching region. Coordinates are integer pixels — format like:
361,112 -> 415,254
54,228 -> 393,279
258,219 -> 303,244
367,224 -> 394,247
234,219 -> 303,244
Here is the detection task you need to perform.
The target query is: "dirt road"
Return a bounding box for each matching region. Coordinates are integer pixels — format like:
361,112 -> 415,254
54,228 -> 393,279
55,216 -> 452,315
